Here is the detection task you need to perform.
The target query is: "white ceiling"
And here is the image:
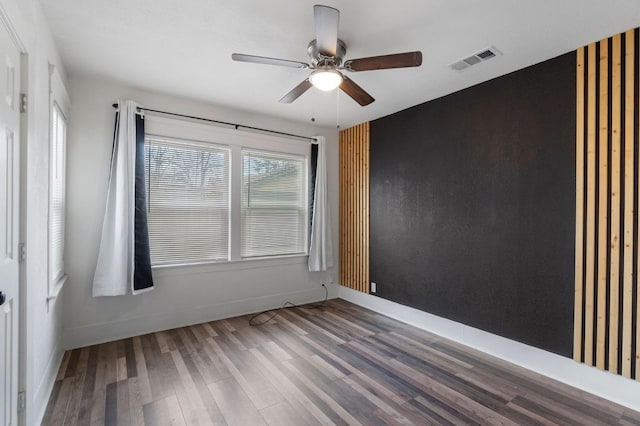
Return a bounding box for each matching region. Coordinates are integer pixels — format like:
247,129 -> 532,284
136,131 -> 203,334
39,0 -> 640,129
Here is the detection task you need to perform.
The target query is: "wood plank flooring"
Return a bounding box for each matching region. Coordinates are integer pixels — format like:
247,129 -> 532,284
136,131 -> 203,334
43,299 -> 640,425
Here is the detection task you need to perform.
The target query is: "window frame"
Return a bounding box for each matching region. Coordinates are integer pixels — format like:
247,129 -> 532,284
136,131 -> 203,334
144,115 -> 311,269
47,63 -> 70,300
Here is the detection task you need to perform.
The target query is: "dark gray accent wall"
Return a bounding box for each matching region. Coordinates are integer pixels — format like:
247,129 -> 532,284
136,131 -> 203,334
369,52 -> 576,356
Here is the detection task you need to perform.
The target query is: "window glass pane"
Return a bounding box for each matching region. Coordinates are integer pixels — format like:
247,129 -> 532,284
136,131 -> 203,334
49,104 -> 66,283
145,136 -> 230,265
241,150 -> 307,258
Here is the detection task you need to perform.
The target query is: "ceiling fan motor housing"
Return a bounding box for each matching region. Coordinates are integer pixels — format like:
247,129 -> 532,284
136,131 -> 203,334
307,38 -> 347,67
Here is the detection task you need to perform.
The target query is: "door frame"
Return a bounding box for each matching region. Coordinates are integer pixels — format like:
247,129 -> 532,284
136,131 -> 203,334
0,2 -> 28,425
17,50 -> 28,426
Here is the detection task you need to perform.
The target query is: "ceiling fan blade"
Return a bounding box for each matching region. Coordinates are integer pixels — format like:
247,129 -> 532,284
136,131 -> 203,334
340,76 -> 375,106
314,5 -> 339,56
344,51 -> 423,72
279,79 -> 313,103
232,53 -> 309,69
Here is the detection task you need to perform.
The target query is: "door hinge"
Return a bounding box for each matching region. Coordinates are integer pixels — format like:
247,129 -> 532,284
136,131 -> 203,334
18,242 -> 25,263
17,390 -> 25,413
19,93 -> 27,113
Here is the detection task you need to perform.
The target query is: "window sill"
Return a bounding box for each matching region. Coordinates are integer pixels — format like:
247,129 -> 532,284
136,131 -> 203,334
152,254 -> 309,278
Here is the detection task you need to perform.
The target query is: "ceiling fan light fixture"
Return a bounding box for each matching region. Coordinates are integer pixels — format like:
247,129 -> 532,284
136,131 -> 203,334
309,69 -> 343,91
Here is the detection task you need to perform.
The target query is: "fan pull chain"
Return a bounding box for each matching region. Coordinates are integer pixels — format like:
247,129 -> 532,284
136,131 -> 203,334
336,89 -> 340,129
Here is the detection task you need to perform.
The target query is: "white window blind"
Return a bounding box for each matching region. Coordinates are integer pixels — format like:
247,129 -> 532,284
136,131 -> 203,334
49,103 -> 67,283
241,149 -> 307,258
145,136 -> 230,265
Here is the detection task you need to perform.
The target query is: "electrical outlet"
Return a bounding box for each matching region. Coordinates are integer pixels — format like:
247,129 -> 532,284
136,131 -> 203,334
371,282 -> 377,293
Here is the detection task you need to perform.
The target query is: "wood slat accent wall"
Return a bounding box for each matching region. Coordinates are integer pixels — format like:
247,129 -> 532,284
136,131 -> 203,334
574,28 -> 640,380
339,122 -> 370,293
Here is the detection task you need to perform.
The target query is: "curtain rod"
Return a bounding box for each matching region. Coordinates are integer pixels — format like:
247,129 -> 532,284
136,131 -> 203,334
111,103 -> 317,143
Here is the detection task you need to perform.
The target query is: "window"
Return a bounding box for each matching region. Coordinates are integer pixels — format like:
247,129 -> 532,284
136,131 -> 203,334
48,63 -> 70,298
241,150 -> 307,258
145,136 -> 230,265
49,103 -> 67,284
143,118 -> 310,267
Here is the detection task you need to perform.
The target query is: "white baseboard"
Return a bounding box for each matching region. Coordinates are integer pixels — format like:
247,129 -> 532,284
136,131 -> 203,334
31,343 -> 64,426
63,287 -> 333,349
337,285 -> 640,412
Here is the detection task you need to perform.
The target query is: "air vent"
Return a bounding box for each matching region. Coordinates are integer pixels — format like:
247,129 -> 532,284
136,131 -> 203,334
449,46 -> 502,72
477,49 -> 496,60
463,56 -> 482,66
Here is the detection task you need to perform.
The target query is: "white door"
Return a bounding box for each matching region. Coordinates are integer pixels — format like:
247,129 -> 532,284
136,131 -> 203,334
0,18 -> 20,426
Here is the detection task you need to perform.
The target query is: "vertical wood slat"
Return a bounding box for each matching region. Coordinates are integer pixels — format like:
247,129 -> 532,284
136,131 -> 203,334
621,29 -> 635,379
585,42 -> 597,367
355,127 -> 364,291
365,123 -> 370,292
339,122 -> 370,293
609,34 -> 622,373
355,125 -> 360,292
352,125 -> 356,291
338,128 -> 346,283
575,28 -> 639,381
574,46 -> 585,363
347,124 -> 357,289
351,125 -> 356,291
350,125 -> 354,289
637,29 -> 640,382
346,126 -> 350,288
596,40 -> 609,370
358,123 -> 361,292
339,130 -> 342,285
339,130 -> 344,286
350,124 -> 354,292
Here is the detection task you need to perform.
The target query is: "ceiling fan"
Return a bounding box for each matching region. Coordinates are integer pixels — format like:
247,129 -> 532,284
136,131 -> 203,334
232,5 -> 422,106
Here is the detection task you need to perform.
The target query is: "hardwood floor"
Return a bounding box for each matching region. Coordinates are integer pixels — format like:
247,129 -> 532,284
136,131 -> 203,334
43,299 -> 640,425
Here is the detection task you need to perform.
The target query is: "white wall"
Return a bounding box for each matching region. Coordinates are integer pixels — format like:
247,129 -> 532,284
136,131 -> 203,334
0,0 -> 68,425
64,75 -> 340,349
